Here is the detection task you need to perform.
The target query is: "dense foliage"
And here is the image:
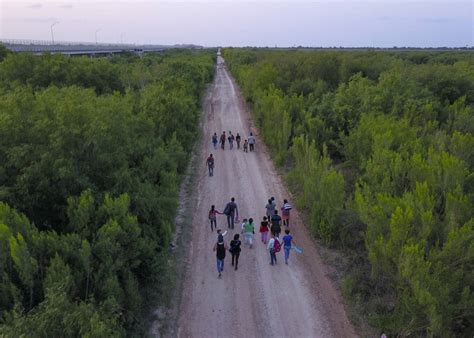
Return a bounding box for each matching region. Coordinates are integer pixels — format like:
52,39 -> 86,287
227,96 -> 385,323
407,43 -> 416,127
0,49 -> 215,335
223,48 -> 474,336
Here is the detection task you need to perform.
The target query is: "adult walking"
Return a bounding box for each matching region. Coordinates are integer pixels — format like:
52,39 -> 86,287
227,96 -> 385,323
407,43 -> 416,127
228,131 -> 235,150
270,210 -> 282,238
267,234 -> 280,266
223,197 -> 239,229
229,234 -> 242,270
213,237 -> 228,278
248,132 -> 256,152
220,131 -> 226,150
235,133 -> 241,149
206,154 -> 215,177
208,205 -> 221,232
282,229 -> 294,265
259,216 -> 270,244
265,199 -> 275,221
281,199 -> 292,227
212,133 -> 218,149
242,218 -> 255,249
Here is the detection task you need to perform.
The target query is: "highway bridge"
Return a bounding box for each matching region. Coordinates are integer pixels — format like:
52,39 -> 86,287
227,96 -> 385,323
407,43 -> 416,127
0,39 -> 202,56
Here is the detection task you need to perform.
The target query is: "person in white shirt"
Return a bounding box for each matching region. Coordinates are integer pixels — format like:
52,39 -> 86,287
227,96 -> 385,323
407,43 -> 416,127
267,234 -> 279,265
248,132 -> 256,152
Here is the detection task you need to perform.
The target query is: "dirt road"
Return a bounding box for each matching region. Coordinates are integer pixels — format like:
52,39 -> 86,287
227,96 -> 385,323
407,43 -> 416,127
176,56 -> 356,337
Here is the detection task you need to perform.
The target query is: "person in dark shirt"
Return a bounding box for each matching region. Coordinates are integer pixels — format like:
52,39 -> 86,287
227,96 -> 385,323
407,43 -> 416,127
270,210 -> 282,238
223,197 -> 238,229
235,133 -> 241,149
212,133 -> 218,149
229,234 -> 242,270
213,238 -> 228,278
220,131 -> 226,150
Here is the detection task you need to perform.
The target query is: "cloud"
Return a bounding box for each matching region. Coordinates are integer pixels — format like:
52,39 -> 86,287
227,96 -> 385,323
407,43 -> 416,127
26,2 -> 43,9
415,17 -> 454,24
57,3 -> 74,9
377,16 -> 455,24
3,17 -> 58,23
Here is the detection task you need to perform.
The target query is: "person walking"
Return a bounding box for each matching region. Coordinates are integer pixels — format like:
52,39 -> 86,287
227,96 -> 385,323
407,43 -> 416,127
206,154 -> 215,177
208,205 -> 221,232
271,196 -> 276,210
242,217 -> 255,248
282,229 -> 294,264
236,133 -> 241,149
220,131 -> 226,150
270,210 -> 282,238
265,199 -> 275,221
212,133 -> 218,150
259,216 -> 270,244
243,139 -> 248,152
228,131 -> 235,150
216,229 -> 227,243
248,132 -> 256,152
281,199 -> 292,227
229,234 -> 242,270
213,237 -> 228,278
223,197 -> 238,229
267,234 -> 280,265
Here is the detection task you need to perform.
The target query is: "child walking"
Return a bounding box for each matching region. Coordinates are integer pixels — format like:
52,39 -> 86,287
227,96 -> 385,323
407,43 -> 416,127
208,205 -> 221,232
281,199 -> 292,227
242,218 -> 255,249
267,234 -> 280,265
282,229 -> 294,264
259,216 -> 270,244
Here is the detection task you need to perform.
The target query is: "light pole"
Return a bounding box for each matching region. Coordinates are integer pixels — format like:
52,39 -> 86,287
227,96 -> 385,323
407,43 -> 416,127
50,21 -> 59,44
120,33 -> 125,44
95,29 -> 102,45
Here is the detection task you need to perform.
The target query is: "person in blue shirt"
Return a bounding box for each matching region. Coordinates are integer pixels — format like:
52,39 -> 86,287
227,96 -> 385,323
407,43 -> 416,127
282,229 -> 294,265
212,133 -> 218,149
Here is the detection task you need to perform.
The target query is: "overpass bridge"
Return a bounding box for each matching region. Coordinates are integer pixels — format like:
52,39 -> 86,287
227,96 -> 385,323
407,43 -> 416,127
0,39 -> 202,56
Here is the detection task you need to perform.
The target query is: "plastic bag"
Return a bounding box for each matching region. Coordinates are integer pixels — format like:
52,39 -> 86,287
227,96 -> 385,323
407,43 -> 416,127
292,245 -> 303,254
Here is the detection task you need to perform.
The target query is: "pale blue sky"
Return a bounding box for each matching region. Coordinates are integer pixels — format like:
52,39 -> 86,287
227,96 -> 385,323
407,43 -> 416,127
0,1 -> 472,47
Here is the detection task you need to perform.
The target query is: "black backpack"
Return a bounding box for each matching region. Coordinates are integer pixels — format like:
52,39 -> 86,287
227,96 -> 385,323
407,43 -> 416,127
229,240 -> 240,254
223,203 -> 231,215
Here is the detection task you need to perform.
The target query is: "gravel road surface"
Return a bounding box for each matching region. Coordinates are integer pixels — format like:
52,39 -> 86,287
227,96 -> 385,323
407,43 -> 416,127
177,56 -> 356,338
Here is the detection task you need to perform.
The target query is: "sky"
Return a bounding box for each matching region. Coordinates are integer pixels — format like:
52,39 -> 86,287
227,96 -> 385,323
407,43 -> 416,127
0,0 -> 472,47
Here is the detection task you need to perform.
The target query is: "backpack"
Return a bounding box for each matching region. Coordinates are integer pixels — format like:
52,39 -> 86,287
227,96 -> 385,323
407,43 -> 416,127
229,240 -> 240,254
223,204 -> 231,216
273,238 -> 281,253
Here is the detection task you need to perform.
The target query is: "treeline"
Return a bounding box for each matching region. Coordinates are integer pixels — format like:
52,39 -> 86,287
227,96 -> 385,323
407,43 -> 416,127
0,48 -> 215,335
223,48 -> 473,336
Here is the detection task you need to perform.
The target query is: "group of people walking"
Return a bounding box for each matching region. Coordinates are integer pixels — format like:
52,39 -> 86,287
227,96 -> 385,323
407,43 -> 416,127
211,131 -> 256,152
206,132 -> 256,177
210,196 -> 297,278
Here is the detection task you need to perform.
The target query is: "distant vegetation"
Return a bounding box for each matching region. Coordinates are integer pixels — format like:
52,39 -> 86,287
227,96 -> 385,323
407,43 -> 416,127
224,48 -> 473,336
0,49 -> 215,335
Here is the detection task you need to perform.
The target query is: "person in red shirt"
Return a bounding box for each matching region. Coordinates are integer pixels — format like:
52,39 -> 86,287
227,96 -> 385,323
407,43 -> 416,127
259,216 -> 270,244
208,205 -> 222,232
